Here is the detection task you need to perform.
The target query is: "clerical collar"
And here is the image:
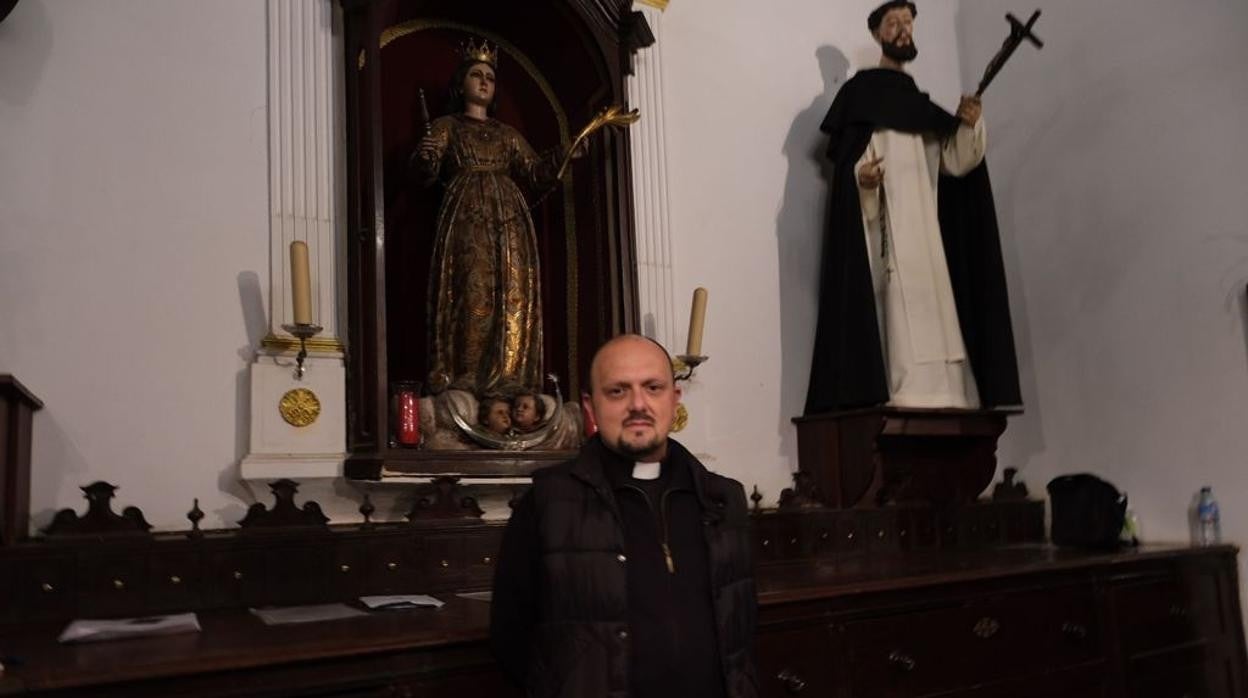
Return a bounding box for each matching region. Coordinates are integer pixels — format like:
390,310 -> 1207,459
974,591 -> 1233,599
632,462 -> 661,481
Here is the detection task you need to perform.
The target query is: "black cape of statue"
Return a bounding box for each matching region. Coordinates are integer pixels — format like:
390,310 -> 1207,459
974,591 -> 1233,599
804,68 -> 1022,414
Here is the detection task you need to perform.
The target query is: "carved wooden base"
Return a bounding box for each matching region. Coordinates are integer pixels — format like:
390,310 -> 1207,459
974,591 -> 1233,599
793,407 -> 1019,508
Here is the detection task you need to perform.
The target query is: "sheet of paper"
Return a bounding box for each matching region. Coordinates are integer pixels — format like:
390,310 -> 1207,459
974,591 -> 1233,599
358,594 -> 444,610
456,591 -> 492,602
58,613 -> 201,644
249,603 -> 368,626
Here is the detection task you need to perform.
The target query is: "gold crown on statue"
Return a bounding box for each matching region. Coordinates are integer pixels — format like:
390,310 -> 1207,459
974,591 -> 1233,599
460,37 -> 498,67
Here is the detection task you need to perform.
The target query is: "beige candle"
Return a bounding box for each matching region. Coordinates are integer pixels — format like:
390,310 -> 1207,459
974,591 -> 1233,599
290,240 -> 312,325
686,287 -> 708,356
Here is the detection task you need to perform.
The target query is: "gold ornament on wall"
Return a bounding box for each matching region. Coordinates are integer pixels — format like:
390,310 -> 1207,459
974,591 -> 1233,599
671,403 -> 688,433
279,388 -> 322,428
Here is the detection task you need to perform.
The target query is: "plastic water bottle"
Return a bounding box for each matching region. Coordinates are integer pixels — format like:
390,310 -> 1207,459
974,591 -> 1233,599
1197,486 -> 1221,546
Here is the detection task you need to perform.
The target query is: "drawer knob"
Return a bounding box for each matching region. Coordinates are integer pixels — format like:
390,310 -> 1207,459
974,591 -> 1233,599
233,571 -> 244,581
387,562 -> 399,571
40,582 -> 54,593
340,564 -> 351,573
1062,621 -> 1088,641
169,575 -> 182,585
888,650 -> 917,672
776,668 -> 807,694
440,560 -> 450,569
483,556 -> 492,564
973,616 -> 1000,639
112,579 -> 126,590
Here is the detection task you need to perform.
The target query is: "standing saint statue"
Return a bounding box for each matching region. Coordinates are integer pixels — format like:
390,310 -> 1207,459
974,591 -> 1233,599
805,0 -> 1022,414
414,39 -> 566,397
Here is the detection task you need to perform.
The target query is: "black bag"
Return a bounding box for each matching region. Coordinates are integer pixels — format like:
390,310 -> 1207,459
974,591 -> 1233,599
1047,474 -> 1127,549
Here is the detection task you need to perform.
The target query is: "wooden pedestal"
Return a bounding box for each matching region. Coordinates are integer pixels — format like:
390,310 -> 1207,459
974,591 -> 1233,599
793,406 -> 1019,508
1,375 -> 43,546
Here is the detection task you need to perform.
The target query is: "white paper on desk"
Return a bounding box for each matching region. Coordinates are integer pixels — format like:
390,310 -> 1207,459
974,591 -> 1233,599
249,603 -> 368,625
58,612 -> 202,644
359,594 -> 444,610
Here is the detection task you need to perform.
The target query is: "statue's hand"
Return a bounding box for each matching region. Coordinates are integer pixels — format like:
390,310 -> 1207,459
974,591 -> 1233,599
857,156 -> 885,190
957,95 -> 983,127
418,134 -> 442,163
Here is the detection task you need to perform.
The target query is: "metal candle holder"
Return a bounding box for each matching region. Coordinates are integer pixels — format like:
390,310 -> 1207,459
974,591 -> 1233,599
281,323 -> 324,379
673,354 -> 708,383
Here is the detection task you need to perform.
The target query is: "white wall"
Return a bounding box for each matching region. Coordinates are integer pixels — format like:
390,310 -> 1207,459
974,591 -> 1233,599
658,0 -> 966,500
957,0 -> 1248,551
0,0 -> 270,530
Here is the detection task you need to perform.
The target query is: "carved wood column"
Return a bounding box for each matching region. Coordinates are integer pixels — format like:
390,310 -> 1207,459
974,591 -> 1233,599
627,1 -> 677,350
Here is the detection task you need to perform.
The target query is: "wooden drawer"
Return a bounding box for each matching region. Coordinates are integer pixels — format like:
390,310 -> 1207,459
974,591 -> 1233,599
147,549 -> 201,612
330,543 -> 367,599
79,552 -> 150,617
1129,645 -> 1236,698
1114,571 -> 1221,656
464,531 -> 500,588
15,554 -> 75,621
204,549 -> 267,607
757,624 -> 836,698
844,584 -> 1101,697
420,534 -> 465,590
363,537 -> 419,595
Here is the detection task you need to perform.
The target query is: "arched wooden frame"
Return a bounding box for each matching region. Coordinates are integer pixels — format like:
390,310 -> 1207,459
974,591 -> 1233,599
339,0 -> 653,479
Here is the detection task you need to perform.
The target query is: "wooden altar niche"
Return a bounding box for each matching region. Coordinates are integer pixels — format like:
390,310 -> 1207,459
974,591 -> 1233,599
339,0 -> 652,479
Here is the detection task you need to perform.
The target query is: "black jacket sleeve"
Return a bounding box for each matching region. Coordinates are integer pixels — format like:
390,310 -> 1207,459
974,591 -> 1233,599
489,489 -> 541,688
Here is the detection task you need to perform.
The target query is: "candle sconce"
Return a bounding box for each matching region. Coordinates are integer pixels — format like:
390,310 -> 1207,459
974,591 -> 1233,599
673,354 -> 708,383
281,323 -> 324,380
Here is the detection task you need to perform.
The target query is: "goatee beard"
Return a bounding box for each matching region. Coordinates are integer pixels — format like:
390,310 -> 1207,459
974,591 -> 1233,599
617,435 -> 665,460
882,39 -> 917,63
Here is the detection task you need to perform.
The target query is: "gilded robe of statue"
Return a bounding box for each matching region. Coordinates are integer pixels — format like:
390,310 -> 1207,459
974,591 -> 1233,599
417,113 -> 560,396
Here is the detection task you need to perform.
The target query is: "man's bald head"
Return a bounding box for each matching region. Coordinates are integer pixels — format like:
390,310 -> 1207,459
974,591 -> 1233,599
584,334 -> 681,461
587,334 -> 674,393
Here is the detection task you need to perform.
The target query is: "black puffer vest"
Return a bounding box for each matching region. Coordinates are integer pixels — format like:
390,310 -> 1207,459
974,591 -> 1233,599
527,437 -> 758,698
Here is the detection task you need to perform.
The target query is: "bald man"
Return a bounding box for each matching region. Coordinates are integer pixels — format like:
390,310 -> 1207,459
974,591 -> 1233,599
491,335 -> 758,698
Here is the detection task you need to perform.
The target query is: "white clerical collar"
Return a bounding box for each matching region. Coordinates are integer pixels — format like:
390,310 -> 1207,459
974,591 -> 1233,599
632,461 -> 661,480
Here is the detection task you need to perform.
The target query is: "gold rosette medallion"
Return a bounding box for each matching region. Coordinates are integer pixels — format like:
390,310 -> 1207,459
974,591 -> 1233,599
279,388 -> 322,427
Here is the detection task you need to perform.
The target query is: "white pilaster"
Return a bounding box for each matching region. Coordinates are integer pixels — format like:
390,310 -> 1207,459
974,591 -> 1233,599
627,3 -> 678,351
243,0 -> 347,481
266,0 -> 344,349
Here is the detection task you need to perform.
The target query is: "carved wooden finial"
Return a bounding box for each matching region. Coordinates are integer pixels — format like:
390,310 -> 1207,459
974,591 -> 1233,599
359,493 -> 376,529
187,498 -> 205,538
750,485 -> 763,513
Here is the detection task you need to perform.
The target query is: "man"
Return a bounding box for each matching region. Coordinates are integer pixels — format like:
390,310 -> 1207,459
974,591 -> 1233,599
491,335 -> 758,698
805,0 -> 1021,414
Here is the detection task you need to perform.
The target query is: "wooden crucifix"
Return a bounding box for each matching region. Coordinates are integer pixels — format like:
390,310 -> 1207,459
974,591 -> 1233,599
975,10 -> 1044,97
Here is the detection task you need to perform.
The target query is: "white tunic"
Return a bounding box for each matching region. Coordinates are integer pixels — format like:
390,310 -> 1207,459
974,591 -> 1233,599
857,119 -> 987,408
